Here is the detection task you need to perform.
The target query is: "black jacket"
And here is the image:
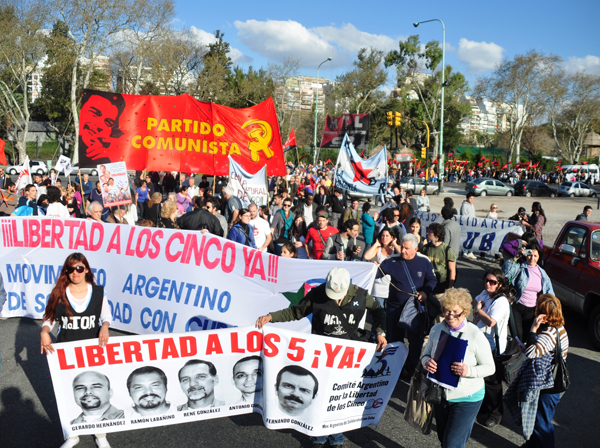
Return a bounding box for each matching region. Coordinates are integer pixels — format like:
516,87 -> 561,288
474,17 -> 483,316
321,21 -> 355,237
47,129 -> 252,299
330,194 -> 345,214
144,203 -> 161,226
177,209 -> 224,236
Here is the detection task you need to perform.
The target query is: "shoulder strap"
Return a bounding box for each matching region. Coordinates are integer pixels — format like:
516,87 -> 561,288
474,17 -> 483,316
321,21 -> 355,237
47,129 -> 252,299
401,261 -> 417,295
554,326 -> 562,363
317,228 -> 327,246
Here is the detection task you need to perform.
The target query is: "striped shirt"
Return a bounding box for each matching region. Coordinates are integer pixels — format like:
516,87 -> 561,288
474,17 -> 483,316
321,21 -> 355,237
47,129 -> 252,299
526,326 -> 568,360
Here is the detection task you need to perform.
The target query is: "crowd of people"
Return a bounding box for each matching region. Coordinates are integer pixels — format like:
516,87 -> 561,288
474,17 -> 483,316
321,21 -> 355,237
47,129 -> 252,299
0,161 -> 577,448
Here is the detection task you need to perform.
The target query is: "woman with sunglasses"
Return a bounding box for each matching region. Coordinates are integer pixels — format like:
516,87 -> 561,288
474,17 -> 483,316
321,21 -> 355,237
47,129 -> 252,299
422,288 -> 495,448
40,253 -> 113,448
473,268 -> 511,428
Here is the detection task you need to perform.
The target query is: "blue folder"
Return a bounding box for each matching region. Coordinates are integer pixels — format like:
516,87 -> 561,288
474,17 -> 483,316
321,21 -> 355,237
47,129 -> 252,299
427,330 -> 468,389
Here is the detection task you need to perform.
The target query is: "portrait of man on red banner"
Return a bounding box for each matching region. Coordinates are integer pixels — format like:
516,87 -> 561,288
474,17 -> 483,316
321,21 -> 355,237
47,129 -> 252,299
77,89 -> 286,175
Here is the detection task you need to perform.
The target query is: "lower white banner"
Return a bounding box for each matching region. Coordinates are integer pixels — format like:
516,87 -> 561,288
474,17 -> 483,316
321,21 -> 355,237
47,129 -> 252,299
0,218 -> 376,335
415,211 -> 524,254
228,156 -> 268,207
46,326 -> 407,438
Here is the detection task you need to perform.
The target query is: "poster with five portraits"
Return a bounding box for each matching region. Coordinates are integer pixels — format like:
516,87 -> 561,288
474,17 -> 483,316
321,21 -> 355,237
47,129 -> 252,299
47,326 -> 407,438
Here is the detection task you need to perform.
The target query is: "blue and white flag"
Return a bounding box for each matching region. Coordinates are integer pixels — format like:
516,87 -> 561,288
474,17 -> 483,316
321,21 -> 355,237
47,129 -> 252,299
334,134 -> 388,195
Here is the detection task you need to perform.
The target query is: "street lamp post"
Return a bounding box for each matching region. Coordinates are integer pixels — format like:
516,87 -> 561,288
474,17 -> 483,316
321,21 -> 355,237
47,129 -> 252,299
313,57 -> 332,165
413,19 -> 445,194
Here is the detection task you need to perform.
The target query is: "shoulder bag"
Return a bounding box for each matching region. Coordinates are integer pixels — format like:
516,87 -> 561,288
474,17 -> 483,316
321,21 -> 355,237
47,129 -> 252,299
404,362 -> 436,435
545,328 -> 570,394
492,306 -> 526,384
397,261 -> 430,336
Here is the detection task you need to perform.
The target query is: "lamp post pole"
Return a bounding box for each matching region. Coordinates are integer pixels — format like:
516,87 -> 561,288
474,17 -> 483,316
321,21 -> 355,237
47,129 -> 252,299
313,57 -> 332,165
413,19 -> 445,194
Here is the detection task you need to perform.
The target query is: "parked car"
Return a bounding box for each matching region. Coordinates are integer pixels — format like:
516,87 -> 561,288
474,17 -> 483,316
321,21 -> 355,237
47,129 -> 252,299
514,180 -> 557,197
558,181 -> 597,197
465,177 -> 514,196
398,177 -> 438,195
6,160 -> 48,175
71,164 -> 99,176
543,221 -> 600,349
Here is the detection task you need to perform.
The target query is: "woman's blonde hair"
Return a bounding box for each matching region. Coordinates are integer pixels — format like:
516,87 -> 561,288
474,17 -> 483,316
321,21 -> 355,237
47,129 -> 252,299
439,288 -> 472,316
148,192 -> 162,207
490,203 -> 497,211
161,200 -> 177,218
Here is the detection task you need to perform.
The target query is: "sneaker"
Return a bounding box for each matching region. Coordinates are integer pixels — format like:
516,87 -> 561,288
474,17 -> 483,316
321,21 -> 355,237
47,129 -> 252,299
61,437 -> 80,448
484,417 -> 501,428
467,253 -> 477,260
95,436 -> 111,448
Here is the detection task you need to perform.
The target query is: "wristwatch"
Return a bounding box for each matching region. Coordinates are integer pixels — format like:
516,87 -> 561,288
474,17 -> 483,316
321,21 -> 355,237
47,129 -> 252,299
377,332 -> 386,337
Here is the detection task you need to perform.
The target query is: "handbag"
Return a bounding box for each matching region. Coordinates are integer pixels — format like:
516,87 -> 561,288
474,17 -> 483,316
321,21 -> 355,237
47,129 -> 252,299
493,305 -> 526,384
545,328 -> 570,394
404,363 -> 436,434
397,261 -> 430,336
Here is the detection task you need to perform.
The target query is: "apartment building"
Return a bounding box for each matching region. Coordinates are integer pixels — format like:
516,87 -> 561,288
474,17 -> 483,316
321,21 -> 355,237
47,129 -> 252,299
274,75 -> 332,113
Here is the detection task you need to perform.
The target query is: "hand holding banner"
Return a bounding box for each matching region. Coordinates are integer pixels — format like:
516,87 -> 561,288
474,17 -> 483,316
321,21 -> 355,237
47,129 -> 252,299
46,326 -> 407,438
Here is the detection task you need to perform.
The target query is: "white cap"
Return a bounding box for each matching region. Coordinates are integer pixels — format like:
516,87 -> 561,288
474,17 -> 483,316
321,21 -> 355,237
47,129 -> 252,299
325,267 -> 350,300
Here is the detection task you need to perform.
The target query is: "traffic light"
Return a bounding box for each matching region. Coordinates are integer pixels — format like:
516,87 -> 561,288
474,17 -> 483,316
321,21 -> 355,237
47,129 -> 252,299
386,111 -> 393,126
421,148 -> 427,159
395,112 -> 401,126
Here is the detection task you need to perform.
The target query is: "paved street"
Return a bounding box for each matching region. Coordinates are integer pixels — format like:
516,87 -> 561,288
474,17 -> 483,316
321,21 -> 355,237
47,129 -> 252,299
1,255 -> 599,448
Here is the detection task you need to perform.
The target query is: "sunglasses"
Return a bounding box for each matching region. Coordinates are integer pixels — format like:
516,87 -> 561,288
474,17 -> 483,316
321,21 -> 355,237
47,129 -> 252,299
283,204 -> 292,208
484,278 -> 498,285
66,265 -> 86,274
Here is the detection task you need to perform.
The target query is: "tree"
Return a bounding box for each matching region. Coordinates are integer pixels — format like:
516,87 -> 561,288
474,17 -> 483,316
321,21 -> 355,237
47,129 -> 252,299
385,35 -> 470,155
541,70 -> 600,163
268,57 -> 301,133
192,31 -> 234,104
474,50 -> 561,164
227,66 -> 274,109
329,47 -> 387,115
0,0 -> 46,163
520,126 -> 555,158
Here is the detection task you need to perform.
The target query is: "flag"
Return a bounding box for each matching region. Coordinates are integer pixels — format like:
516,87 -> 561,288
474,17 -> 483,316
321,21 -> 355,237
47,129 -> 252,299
433,158 -> 438,164
448,152 -> 453,158
15,155 -> 32,190
283,129 -> 296,152
501,164 -> 508,170
0,138 -> 6,166
54,155 -> 73,177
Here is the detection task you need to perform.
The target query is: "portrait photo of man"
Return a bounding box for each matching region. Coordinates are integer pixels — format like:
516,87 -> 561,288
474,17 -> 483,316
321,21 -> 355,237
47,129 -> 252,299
177,360 -> 224,411
275,365 -> 319,417
79,90 -> 126,165
232,356 -> 263,404
70,371 -> 124,424
125,366 -> 172,417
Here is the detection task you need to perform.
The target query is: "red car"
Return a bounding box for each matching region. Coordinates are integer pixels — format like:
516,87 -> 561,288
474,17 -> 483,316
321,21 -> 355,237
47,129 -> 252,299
543,221 -> 600,349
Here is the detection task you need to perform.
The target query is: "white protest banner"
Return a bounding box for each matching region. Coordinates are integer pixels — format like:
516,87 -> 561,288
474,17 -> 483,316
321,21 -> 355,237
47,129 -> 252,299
97,161 -> 132,207
228,156 -> 268,207
415,211 -> 524,254
45,326 -> 407,438
0,218 -> 377,335
334,134 -> 388,196
54,155 -> 73,177
15,155 -> 32,191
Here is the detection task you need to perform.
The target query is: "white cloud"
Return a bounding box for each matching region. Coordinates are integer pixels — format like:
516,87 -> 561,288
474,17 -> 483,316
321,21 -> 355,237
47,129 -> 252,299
234,20 -> 400,68
190,26 -> 253,65
564,55 -> 600,74
456,38 -> 504,74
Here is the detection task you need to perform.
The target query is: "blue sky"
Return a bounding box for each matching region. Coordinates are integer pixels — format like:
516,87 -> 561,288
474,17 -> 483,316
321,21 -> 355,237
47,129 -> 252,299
175,0 -> 600,88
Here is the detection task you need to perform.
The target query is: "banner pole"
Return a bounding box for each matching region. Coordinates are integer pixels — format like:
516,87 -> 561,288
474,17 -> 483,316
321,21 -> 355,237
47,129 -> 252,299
212,175 -> 216,196
78,168 -> 86,214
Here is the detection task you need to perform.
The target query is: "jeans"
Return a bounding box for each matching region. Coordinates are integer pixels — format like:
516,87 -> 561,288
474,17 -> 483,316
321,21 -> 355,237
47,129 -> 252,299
524,392 -> 563,448
385,302 -> 423,374
310,433 -> 344,446
434,399 -> 482,448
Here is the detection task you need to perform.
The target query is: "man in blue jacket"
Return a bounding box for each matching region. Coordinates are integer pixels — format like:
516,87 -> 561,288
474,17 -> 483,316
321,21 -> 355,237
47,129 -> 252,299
376,233 -> 437,376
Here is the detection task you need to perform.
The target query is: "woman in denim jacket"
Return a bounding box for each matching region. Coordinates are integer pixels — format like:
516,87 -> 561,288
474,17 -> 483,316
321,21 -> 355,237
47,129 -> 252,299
502,244 -> 554,341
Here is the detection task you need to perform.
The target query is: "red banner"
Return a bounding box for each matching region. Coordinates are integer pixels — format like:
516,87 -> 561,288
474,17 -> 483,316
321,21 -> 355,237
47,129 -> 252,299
283,128 -> 296,152
78,90 -> 285,175
320,114 -> 369,150
0,138 -> 6,166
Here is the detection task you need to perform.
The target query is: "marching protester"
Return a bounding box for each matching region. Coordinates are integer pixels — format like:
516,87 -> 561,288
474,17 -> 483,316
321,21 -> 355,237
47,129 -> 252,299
280,242 -> 298,258
222,186 -> 242,227
178,197 -> 223,236
520,202 -> 546,244
271,197 -> 294,255
460,193 -> 477,260
158,201 -> 180,229
473,268 -> 511,428
86,201 -> 104,222
422,288 -> 496,448
228,208 -> 256,248
365,227 -> 401,308
46,186 -> 71,218
144,192 -> 163,226
256,267 -> 387,447
422,223 -> 456,294
361,202 -> 378,252
136,180 -> 149,218
407,217 -> 426,252
342,198 -> 362,231
290,215 -> 309,259
300,193 -> 317,226
575,205 -> 592,221
177,185 -> 193,214
376,233 -> 437,377
305,210 -> 339,260
322,219 -> 364,261
249,203 -> 272,252
416,188 -> 430,212
16,184 -> 38,215
502,244 -> 554,341
40,253 -> 113,448
329,189 -> 345,229
441,206 -> 461,258
106,205 -> 129,224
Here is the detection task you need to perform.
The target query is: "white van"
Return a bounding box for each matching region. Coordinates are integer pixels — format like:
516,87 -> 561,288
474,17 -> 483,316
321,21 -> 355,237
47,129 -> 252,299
562,164 -> 599,185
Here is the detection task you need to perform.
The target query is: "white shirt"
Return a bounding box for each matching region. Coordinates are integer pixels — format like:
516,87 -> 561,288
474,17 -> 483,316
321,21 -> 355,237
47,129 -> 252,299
303,204 -> 314,226
43,284 -> 112,330
188,185 -> 200,198
249,216 -> 271,250
46,202 -> 71,218
475,291 -> 510,354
